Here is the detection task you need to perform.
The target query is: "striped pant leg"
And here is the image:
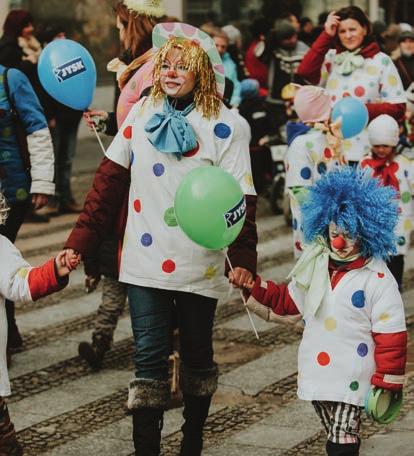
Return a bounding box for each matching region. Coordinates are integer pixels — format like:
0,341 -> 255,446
313,400 -> 362,444
0,396 -> 22,456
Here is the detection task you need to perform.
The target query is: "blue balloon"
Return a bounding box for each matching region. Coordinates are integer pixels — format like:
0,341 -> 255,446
38,39 -> 96,111
331,97 -> 368,139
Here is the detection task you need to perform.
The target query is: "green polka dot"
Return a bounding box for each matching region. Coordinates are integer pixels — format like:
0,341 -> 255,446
15,188 -> 28,201
2,151 -> 11,160
401,191 -> 411,204
164,207 -> 178,227
1,127 -> 12,138
305,141 -> 314,149
398,236 -> 406,246
350,381 -> 359,391
369,81 -> 375,87
382,57 -> 390,65
130,81 -> 136,90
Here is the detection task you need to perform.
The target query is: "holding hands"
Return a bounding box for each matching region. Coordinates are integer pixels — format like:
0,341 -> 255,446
55,249 -> 82,277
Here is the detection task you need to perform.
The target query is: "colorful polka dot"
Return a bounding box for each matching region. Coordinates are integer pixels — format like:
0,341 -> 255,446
342,92 -> 351,98
133,199 -> 142,213
351,290 -> 365,308
388,75 -> 397,86
327,79 -> 338,90
164,207 -> 178,227
15,188 -> 28,201
305,141 -> 314,149
153,163 -> 165,177
204,265 -> 217,279
350,381 -> 359,391
295,241 -> 303,251
317,162 -> 327,174
377,272 -> 384,278
292,218 -> 298,230
404,219 -> 413,231
379,312 -> 390,322
183,142 -> 200,157
366,65 -> 378,75
324,148 -> 333,159
214,123 -> 231,139
141,233 -> 153,247
342,140 -> 352,151
397,236 -> 406,246
382,57 -> 390,66
300,167 -> 311,179
162,259 -> 176,273
131,151 -> 135,165
357,343 -> 368,357
123,125 -> 132,139
401,191 -> 411,204
354,86 -> 365,97
317,352 -> 330,366
130,80 -> 137,90
324,317 -> 337,331
17,268 -> 29,278
244,173 -> 254,187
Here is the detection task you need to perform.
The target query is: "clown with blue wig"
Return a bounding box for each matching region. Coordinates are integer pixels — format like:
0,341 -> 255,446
244,167 -> 407,456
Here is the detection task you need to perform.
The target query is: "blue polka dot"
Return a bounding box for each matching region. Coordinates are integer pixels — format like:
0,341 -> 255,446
153,163 -> 165,177
357,343 -> 368,357
141,233 -> 153,247
292,218 -> 298,230
131,151 -> 135,165
300,225 -> 304,232
317,162 -> 327,174
351,290 -> 365,308
404,170 -> 409,177
300,167 -> 312,179
303,319 -> 306,326
214,123 -> 231,139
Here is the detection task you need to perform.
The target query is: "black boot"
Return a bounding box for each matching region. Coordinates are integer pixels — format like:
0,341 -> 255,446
326,439 -> 360,456
78,335 -> 111,370
127,378 -> 170,456
132,408 -> 163,456
179,364 -> 218,456
6,301 -> 23,350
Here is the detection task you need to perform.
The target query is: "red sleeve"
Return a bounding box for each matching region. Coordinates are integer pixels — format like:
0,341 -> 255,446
64,157 -> 130,257
371,331 -> 407,391
28,258 -> 68,301
366,102 -> 406,123
296,31 -> 335,84
226,194 -> 258,276
250,276 -> 299,316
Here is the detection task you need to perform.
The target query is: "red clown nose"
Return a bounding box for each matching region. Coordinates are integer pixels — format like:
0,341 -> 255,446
332,236 -> 346,250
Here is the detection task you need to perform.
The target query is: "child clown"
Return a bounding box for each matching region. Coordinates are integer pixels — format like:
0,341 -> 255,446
244,167 -> 407,456
0,192 -> 79,454
285,85 -> 343,257
361,114 -> 414,291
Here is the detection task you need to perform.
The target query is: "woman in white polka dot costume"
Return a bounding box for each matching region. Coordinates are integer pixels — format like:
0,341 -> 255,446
64,22 -> 257,455
361,114 -> 414,290
244,167 -> 407,456
297,6 -> 406,165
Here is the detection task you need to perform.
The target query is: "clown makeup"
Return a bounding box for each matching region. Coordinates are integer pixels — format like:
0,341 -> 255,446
372,144 -> 395,160
329,222 -> 360,259
337,18 -> 367,51
160,48 -> 196,98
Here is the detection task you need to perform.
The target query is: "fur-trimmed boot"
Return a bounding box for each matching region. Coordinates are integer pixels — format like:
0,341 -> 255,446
78,335 -> 111,370
127,378 -> 170,456
179,364 -> 219,456
326,440 -> 360,456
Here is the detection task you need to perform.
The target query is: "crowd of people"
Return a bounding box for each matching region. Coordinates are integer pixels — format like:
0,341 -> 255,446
0,1 -> 413,455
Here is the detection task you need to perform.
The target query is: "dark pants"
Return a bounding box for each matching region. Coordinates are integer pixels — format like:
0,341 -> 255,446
387,254 -> 404,291
127,285 -> 217,380
0,396 -> 22,455
0,200 -> 30,340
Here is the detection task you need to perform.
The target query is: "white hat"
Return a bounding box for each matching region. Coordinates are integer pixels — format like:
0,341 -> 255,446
222,25 -> 242,45
367,114 -> 399,147
123,0 -> 165,18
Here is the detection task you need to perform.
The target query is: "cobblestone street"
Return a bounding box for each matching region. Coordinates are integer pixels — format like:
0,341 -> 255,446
7,135 -> 414,455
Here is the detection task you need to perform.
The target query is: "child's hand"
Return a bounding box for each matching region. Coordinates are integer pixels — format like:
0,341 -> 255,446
243,276 -> 256,291
229,267 -> 253,289
56,250 -> 81,277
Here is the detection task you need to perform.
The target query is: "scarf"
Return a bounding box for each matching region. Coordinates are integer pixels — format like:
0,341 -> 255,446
287,236 -> 359,318
362,156 -> 400,191
334,48 -> 364,75
144,97 -> 197,156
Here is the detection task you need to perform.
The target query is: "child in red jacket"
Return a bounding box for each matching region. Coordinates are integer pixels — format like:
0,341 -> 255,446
0,192 -> 79,455
244,167 -> 407,456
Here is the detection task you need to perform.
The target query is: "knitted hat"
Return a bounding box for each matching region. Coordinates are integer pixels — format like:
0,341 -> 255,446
270,20 -> 296,46
222,24 -> 242,45
123,0 -> 165,17
293,85 -> 331,123
367,115 -> 399,147
240,79 -> 260,100
399,30 -> 414,42
301,167 -> 398,260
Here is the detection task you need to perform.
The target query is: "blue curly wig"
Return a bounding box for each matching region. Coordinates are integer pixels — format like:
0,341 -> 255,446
301,166 -> 398,260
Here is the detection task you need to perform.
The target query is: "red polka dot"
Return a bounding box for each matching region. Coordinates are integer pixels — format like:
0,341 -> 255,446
331,95 -> 336,102
377,272 -> 384,278
354,86 -> 365,97
123,126 -> 132,139
183,142 -> 200,158
317,352 -> 330,366
133,199 -> 141,213
326,62 -> 332,73
324,148 -> 333,159
162,259 -> 176,273
295,241 -> 303,251
342,92 -> 351,98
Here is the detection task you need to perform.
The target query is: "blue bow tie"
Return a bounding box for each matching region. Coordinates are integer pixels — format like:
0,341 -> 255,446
144,98 -> 197,157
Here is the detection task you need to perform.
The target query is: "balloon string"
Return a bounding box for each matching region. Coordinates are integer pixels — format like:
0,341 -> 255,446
225,252 -> 260,340
91,123 -> 106,155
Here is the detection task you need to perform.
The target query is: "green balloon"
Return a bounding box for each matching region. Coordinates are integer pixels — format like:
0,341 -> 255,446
174,167 -> 246,250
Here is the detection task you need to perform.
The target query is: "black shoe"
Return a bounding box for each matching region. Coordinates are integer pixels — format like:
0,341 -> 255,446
78,341 -> 106,370
7,327 -> 23,350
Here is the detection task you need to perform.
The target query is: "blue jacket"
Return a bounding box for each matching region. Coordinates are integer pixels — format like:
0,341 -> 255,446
222,52 -> 241,107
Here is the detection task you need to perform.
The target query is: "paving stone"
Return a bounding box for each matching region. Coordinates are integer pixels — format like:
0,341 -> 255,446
204,443 -> 283,455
